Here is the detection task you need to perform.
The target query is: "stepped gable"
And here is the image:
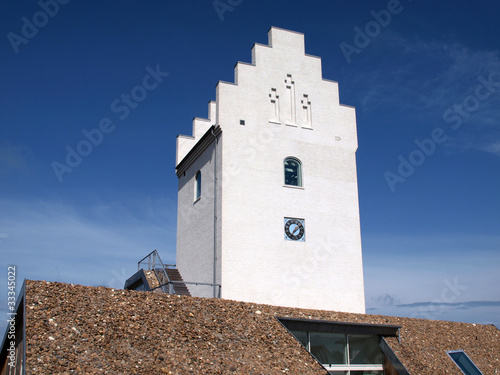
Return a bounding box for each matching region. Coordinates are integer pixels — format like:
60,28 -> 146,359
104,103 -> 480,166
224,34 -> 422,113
24,280 -> 500,374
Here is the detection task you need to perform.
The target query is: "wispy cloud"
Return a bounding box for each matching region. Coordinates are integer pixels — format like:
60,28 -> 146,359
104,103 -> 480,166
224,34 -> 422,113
354,34 -> 500,108
0,197 -> 176,282
0,196 -> 177,330
0,196 -> 177,335
393,300 -> 500,310
347,33 -> 500,155
481,141 -> 500,156
367,299 -> 500,327
0,142 -> 35,177
362,232 -> 500,317
369,293 -> 401,308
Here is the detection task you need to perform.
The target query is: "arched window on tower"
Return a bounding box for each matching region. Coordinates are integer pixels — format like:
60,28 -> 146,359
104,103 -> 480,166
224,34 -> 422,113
284,157 -> 302,187
195,171 -> 201,201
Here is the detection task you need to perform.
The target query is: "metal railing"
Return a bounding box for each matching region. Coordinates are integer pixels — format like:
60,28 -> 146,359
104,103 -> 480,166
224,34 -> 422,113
138,250 -> 221,298
138,250 -> 176,293
137,249 -> 176,271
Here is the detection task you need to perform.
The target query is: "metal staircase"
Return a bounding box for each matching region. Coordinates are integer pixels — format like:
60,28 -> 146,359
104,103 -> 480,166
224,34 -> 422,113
164,268 -> 191,296
138,250 -> 191,296
137,250 -> 221,297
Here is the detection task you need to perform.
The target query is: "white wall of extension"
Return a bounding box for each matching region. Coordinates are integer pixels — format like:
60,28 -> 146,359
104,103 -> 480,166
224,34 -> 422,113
176,27 -> 365,313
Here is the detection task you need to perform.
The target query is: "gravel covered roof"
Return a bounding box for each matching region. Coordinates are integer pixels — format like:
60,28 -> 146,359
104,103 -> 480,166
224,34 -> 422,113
143,270 -> 160,290
24,280 -> 499,374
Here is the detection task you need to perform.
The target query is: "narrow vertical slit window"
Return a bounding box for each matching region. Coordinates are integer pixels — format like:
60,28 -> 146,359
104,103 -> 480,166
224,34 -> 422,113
284,157 -> 302,187
195,171 -> 201,201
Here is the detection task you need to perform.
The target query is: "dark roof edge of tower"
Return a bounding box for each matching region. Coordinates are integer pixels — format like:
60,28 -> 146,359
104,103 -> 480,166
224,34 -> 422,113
176,125 -> 221,177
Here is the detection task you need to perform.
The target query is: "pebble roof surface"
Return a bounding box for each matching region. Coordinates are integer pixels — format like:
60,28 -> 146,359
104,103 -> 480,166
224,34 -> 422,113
143,270 -> 159,290
24,280 -> 499,374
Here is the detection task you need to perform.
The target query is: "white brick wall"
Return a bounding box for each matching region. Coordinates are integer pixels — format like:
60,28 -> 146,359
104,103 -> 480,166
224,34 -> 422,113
176,27 -> 365,313
176,135 -> 222,298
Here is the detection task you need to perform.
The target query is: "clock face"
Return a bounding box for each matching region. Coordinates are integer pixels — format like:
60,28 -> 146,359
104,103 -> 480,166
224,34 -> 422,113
284,218 -> 305,241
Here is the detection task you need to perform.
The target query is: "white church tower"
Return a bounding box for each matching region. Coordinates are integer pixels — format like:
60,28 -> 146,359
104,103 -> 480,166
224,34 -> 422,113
175,27 -> 365,314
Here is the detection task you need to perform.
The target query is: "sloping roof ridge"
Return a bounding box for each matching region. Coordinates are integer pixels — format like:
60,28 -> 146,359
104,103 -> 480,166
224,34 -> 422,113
23,279 -> 496,329
20,280 -> 500,375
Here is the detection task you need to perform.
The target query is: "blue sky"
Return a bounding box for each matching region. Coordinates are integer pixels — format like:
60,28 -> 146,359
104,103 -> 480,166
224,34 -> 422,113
1,0 -> 499,334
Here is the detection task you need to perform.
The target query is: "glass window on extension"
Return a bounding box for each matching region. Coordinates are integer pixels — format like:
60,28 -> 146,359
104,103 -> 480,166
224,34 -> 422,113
447,350 -> 484,375
290,330 -> 384,375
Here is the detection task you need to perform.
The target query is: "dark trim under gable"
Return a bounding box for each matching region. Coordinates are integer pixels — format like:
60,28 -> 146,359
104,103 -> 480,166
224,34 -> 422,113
277,316 -> 401,337
380,337 -> 410,375
176,125 -> 222,177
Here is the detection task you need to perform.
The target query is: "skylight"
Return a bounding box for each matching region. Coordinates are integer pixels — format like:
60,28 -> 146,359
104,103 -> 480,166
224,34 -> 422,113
447,350 -> 483,375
